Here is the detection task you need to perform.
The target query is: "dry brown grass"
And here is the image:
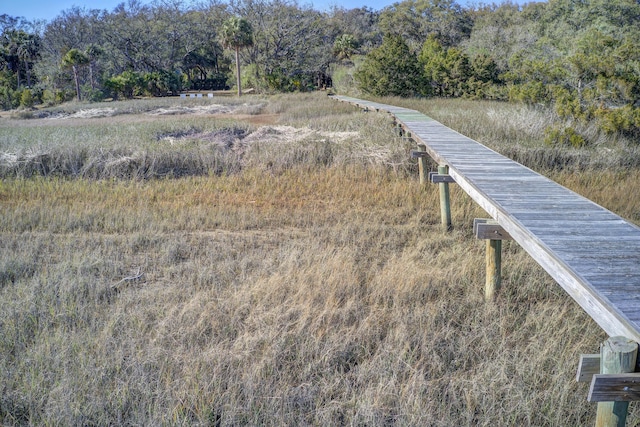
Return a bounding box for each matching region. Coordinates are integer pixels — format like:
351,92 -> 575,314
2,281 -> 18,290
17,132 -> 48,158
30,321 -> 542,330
0,94 -> 410,179
375,96 -> 640,172
1,93 -> 639,426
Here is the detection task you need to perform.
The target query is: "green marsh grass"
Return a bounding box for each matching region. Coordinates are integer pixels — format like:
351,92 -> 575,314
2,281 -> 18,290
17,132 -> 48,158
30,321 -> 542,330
1,93 -> 639,425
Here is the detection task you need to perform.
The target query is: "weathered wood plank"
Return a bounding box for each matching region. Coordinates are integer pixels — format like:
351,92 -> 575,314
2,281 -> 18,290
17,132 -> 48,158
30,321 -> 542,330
589,374 -> 640,402
474,219 -> 513,240
588,272 -> 639,282
513,213 -> 621,222
429,172 -> 456,184
578,354 -> 601,383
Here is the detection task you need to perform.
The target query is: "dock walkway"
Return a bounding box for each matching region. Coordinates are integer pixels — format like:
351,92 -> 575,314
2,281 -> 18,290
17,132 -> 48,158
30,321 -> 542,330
334,95 -> 640,342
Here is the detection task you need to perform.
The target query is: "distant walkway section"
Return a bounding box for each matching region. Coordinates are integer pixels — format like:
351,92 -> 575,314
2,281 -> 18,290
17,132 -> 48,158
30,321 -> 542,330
334,95 -> 640,343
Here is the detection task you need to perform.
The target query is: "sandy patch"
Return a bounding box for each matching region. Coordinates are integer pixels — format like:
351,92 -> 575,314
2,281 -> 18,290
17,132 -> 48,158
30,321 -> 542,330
242,125 -> 359,145
145,104 -> 234,116
157,125 -> 360,148
45,108 -> 118,119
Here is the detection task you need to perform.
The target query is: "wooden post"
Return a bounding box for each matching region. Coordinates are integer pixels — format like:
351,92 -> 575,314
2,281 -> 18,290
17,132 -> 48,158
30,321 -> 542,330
474,219 -> 511,301
438,164 -> 452,231
417,144 -> 429,185
485,239 -> 501,300
596,336 -> 638,427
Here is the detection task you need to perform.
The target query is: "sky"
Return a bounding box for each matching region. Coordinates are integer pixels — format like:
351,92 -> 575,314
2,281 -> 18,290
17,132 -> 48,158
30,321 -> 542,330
4,0 -> 537,23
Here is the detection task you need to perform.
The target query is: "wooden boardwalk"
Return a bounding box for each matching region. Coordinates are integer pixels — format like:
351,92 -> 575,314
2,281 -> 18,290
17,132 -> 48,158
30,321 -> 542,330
334,95 -> 640,343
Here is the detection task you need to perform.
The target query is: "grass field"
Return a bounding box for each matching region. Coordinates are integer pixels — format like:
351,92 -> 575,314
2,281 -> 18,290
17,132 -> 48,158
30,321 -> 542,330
1,93 -> 639,425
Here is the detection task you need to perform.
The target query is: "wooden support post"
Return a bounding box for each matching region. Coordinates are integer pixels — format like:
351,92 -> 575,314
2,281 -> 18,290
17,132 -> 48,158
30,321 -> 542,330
438,164 -> 452,231
417,144 -> 428,185
485,239 -> 501,300
595,336 -> 638,427
392,120 -> 398,135
474,219 -> 512,301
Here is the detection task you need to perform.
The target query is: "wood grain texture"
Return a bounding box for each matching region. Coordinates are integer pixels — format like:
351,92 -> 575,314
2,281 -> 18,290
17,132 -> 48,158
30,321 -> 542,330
578,354 -> 601,383
333,95 -> 640,342
590,373 -> 640,401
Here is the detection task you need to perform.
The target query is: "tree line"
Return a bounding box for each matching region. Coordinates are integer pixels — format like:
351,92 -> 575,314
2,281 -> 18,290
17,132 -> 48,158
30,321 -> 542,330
2,0 -> 640,139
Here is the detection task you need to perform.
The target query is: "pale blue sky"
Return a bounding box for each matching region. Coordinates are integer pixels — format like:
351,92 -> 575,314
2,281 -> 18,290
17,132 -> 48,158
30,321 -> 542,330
4,0 -> 538,23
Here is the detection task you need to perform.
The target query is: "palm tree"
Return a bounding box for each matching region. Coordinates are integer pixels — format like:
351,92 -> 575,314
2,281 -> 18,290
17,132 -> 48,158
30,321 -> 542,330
62,48 -> 90,101
333,34 -> 359,62
220,16 -> 253,96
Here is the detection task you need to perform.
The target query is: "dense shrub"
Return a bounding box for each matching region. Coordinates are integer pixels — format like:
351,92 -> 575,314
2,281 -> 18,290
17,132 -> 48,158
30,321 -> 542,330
19,89 -> 34,108
265,69 -> 317,92
103,71 -> 144,100
81,86 -> 106,102
189,73 -> 227,91
143,71 -> 182,96
544,126 -> 587,148
508,81 -> 550,105
596,105 -> 640,137
0,86 -> 17,110
355,34 -> 425,97
40,89 -> 70,106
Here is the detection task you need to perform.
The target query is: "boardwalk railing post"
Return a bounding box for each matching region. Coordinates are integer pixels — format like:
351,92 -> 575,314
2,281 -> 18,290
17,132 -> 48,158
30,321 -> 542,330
595,336 -> 638,427
404,130 -> 412,142
417,144 -> 428,185
474,219 -> 512,300
438,164 -> 452,231
486,239 -> 501,300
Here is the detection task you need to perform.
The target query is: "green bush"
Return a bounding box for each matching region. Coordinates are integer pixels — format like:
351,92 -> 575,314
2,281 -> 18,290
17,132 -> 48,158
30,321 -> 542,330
103,71 -> 143,100
0,86 -> 16,110
19,89 -> 35,108
239,64 -> 262,92
265,70 -> 316,93
464,78 -> 508,100
265,69 -> 291,92
596,105 -> 640,137
508,81 -> 550,105
142,71 -> 182,96
553,87 -> 590,121
355,34 -> 425,97
544,126 -> 587,148
41,90 -> 56,106
82,86 -> 106,102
